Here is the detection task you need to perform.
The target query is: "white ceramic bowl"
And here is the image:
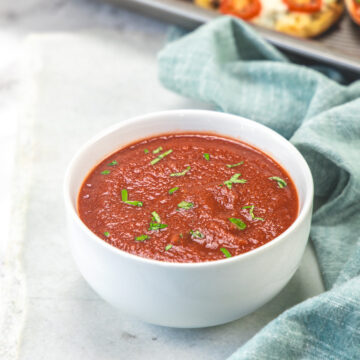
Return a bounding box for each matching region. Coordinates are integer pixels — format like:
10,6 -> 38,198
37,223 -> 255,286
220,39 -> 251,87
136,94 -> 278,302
64,110 -> 313,328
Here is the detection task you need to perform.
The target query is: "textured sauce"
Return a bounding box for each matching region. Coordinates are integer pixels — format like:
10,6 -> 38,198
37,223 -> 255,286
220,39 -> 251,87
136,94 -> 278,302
78,133 -> 299,263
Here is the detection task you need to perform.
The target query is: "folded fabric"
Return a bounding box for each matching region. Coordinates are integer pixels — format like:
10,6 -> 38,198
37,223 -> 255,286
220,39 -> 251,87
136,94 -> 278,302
158,17 -> 360,359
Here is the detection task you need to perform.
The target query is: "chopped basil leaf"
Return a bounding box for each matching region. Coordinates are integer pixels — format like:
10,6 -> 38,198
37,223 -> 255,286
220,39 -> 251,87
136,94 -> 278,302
108,160 -> 118,166
203,153 -> 210,161
223,173 -> 247,189
144,149 -> 149,154
220,247 -> 232,258
165,244 -> 173,251
226,161 -> 244,168
269,176 -> 287,188
150,149 -> 173,165
179,233 -> 183,238
168,186 -> 179,195
121,189 -> 128,202
151,211 -> 161,223
124,200 -> 143,207
242,205 -> 264,221
153,146 -> 163,154
229,217 -> 247,230
101,170 -> 110,175
149,210 -> 167,230
170,166 -> 191,177
190,230 -> 204,239
177,201 -> 194,210
121,189 -> 142,206
104,231 -> 110,237
149,223 -> 168,231
135,234 -> 149,241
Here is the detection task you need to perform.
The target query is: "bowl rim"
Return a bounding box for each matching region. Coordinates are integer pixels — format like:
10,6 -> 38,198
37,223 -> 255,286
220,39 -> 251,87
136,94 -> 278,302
64,109 -> 314,269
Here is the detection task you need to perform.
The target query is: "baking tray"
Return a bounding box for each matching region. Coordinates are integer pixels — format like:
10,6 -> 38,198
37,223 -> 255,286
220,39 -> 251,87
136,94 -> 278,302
107,0 -> 360,75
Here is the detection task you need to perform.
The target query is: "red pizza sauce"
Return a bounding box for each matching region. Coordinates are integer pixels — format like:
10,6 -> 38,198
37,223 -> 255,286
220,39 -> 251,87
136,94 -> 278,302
78,133 -> 298,263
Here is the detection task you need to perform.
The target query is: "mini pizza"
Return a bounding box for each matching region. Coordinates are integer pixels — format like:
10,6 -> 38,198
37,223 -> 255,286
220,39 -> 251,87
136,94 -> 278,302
195,0 -> 344,37
345,0 -> 360,24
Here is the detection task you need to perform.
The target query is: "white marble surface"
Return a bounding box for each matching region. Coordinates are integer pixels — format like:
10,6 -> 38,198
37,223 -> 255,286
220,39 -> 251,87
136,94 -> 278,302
0,35 -> 20,258
0,1 -> 324,359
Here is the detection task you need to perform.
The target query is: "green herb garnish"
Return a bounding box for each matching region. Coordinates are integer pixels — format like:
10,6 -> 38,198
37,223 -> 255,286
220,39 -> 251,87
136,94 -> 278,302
108,160 -> 118,166
151,211 -> 161,223
121,189 -> 143,207
121,189 -> 128,201
220,247 -> 232,258
165,244 -> 173,251
135,234 -> 149,242
223,173 -> 247,189
177,201 -> 194,210
153,146 -> 163,154
144,149 -> 149,154
101,170 -> 111,175
190,230 -> 204,239
104,231 -> 110,237
229,217 -> 247,230
168,186 -> 179,195
149,223 -> 168,231
179,233 -> 183,238
203,153 -> 210,161
149,211 -> 167,230
150,149 -> 173,165
242,205 -> 264,221
124,200 -> 143,207
269,176 -> 287,188
226,161 -> 244,168
170,166 -> 191,177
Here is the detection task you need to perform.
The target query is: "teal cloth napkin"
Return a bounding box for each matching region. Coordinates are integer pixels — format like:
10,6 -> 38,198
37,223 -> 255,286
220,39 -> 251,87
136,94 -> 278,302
158,17 -> 360,359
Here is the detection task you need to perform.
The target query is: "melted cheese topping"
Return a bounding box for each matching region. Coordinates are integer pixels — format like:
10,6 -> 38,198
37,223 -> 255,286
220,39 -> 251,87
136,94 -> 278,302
252,0 -> 289,27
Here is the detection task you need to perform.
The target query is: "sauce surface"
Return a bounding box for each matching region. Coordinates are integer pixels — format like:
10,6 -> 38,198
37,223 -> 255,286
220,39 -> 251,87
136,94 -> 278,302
78,133 -> 298,263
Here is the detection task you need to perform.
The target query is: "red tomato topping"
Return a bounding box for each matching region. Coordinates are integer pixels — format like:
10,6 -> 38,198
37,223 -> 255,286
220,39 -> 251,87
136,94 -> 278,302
282,0 -> 322,13
220,0 -> 262,20
352,0 -> 360,24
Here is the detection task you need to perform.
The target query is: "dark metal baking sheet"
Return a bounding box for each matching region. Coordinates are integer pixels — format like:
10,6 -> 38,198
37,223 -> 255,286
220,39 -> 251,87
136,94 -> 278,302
107,0 -> 360,75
